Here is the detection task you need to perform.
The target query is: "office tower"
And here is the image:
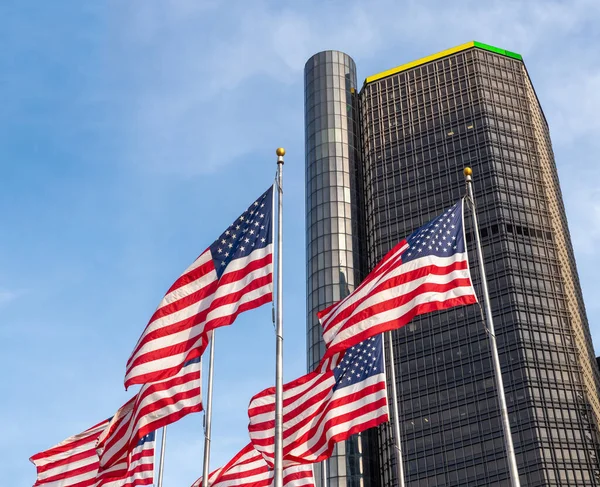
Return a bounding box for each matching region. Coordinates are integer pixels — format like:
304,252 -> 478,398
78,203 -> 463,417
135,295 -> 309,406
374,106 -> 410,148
305,42 -> 600,487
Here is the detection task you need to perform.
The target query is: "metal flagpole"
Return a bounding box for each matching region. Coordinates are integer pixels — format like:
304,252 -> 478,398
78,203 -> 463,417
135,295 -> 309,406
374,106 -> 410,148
321,460 -> 327,487
202,332 -> 216,487
157,426 -> 167,487
464,167 -> 521,487
384,331 -> 405,487
274,147 -> 285,487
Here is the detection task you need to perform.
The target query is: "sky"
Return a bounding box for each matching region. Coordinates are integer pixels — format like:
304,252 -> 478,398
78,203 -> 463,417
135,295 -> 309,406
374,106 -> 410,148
1,0 -> 599,486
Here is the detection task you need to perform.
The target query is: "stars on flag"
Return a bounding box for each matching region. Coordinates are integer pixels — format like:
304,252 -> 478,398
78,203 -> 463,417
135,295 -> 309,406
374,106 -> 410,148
403,203 -> 463,262
209,190 -> 273,278
334,335 -> 382,388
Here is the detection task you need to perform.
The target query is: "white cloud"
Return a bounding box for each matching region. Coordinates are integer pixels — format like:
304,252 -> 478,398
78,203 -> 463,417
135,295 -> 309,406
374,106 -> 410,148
0,289 -> 19,307
104,0 -> 600,176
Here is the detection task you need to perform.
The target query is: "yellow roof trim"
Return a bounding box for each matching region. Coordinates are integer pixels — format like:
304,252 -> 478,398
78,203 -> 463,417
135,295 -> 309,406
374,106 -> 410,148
364,41 -> 475,85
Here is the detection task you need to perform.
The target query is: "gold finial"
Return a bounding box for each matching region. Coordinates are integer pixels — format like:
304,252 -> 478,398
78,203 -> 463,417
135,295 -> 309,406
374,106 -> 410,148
463,167 -> 473,177
276,147 -> 286,157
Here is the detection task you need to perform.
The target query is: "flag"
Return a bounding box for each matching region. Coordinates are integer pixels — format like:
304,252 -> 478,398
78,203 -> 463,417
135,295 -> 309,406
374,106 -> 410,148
30,419 -> 110,487
29,423 -> 154,487
193,443 -> 315,487
101,433 -> 155,487
97,358 -> 202,484
248,335 -> 388,466
125,186 -> 274,387
318,200 -> 477,364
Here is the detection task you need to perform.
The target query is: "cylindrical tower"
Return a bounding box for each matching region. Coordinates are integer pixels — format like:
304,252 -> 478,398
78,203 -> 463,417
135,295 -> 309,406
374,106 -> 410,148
304,50 -> 369,486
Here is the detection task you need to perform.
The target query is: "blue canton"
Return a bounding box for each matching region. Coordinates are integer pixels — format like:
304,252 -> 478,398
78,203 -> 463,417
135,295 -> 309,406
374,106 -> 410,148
402,200 -> 465,264
209,186 -> 273,279
136,431 -> 155,446
333,334 -> 383,391
183,356 -> 201,368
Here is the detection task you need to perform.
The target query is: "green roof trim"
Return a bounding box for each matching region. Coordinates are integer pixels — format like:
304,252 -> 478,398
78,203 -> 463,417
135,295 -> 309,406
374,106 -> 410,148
473,41 -> 523,61
505,50 -> 523,60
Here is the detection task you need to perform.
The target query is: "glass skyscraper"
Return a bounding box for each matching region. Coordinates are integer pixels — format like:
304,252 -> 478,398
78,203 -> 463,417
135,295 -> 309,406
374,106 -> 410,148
305,42 -> 600,486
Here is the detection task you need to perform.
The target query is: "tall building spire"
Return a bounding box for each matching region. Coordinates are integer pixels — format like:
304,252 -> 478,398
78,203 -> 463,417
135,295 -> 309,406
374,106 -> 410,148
304,50 -> 372,487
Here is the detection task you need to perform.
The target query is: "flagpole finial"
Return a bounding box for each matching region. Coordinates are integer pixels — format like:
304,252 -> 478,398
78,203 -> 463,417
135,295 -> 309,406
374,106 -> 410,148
463,167 -> 472,177
276,148 -> 285,165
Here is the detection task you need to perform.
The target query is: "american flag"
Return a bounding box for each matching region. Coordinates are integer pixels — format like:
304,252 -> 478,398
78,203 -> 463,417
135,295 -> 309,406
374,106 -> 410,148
101,433 -> 155,487
125,186 -> 274,387
248,335 -> 388,466
30,419 -> 110,487
318,200 -> 477,364
97,358 -> 202,484
192,443 -> 315,487
30,421 -> 154,487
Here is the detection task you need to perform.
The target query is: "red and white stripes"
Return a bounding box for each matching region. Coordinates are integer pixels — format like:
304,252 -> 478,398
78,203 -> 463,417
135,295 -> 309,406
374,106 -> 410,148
195,443 -> 315,487
97,358 -> 202,484
30,420 -> 110,487
318,242 -> 476,362
101,434 -> 155,487
248,370 -> 388,466
125,245 -> 273,388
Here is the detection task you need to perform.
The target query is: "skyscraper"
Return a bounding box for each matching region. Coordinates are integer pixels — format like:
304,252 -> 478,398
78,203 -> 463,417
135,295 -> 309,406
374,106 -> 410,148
305,42 -> 600,486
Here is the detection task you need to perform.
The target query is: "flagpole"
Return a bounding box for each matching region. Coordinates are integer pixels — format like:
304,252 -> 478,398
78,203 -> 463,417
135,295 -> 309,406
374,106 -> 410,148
321,460 -> 327,487
274,147 -> 285,487
464,167 -> 521,487
157,426 -> 167,487
202,332 -> 216,487
384,331 -> 405,487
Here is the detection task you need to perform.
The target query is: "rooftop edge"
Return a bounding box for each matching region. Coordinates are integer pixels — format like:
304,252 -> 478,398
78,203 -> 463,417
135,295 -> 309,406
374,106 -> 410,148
364,41 -> 523,85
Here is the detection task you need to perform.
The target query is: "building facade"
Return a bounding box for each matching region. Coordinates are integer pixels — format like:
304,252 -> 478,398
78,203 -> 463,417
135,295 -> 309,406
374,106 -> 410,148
305,42 -> 600,487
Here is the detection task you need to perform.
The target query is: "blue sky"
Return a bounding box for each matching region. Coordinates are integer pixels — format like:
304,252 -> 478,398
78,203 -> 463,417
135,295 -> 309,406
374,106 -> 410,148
1,1 -> 599,486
